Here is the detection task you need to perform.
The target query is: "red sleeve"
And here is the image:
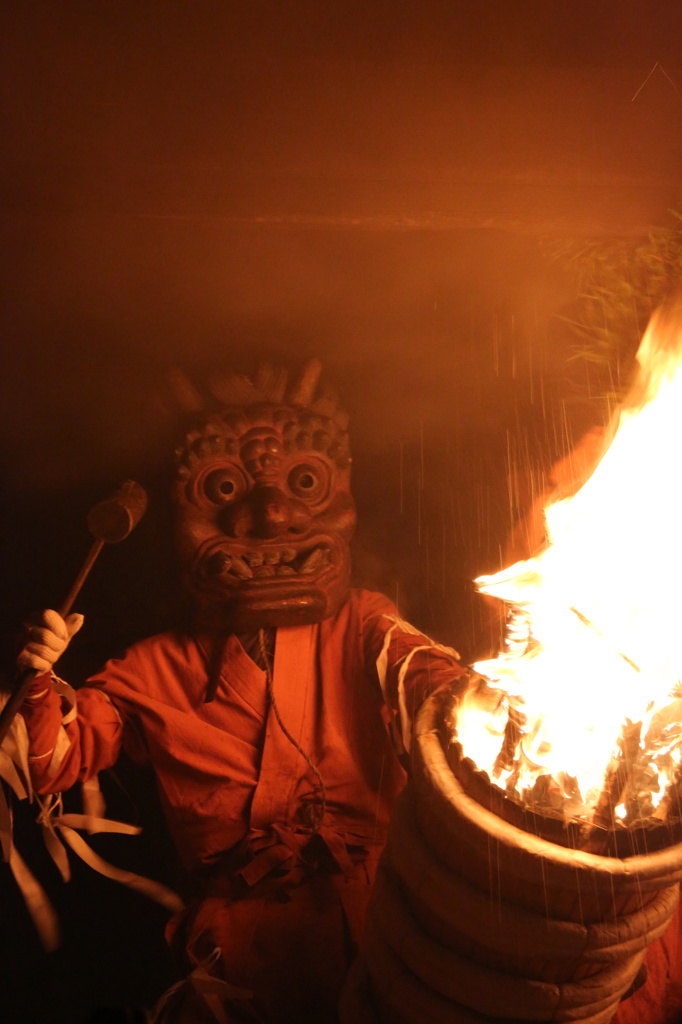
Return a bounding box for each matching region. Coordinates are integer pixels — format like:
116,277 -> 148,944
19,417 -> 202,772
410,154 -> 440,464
359,591 -> 468,755
20,674 -> 123,794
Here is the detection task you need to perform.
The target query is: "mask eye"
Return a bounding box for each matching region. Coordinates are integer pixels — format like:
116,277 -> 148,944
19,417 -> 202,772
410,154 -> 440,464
202,466 -> 248,505
287,461 -> 330,504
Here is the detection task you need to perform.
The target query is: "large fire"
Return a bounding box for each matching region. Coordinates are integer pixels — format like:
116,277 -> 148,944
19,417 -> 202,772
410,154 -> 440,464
457,300 -> 682,830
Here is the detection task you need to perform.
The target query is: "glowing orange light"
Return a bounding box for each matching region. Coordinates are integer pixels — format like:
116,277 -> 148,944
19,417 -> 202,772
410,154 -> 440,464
458,300 -> 682,825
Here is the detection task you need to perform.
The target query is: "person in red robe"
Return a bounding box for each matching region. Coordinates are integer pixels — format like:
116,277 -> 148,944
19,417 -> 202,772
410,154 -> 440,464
17,359 -> 467,1023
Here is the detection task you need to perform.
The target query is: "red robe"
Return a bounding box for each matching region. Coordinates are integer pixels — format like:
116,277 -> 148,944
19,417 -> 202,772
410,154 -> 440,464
21,589 -> 466,1022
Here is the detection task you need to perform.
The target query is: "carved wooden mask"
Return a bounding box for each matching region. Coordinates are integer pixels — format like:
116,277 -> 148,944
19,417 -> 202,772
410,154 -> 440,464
172,362 -> 356,630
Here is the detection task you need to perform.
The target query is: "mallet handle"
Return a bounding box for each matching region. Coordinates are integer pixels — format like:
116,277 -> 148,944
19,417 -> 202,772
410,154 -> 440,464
57,538 -> 104,621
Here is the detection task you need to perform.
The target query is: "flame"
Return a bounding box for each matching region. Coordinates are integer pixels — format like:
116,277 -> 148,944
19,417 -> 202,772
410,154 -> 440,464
460,299 -> 682,825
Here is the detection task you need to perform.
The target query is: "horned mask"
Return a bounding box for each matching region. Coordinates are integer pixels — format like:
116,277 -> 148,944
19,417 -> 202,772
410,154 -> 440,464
172,360 -> 356,631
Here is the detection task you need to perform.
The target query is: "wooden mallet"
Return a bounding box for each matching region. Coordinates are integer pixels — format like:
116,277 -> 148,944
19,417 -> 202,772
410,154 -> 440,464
0,480 -> 147,745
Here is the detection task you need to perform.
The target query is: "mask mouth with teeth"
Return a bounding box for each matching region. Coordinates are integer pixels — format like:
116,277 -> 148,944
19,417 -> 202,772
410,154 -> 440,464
172,361 -> 357,631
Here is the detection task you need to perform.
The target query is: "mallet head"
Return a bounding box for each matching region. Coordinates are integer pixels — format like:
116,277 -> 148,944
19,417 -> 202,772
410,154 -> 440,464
86,480 -> 147,544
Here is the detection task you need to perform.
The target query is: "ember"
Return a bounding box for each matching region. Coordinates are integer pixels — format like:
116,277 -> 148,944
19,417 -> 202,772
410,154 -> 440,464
457,297 -> 682,836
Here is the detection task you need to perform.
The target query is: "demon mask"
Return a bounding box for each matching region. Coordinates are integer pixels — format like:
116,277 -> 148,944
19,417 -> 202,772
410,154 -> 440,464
173,360 -> 356,631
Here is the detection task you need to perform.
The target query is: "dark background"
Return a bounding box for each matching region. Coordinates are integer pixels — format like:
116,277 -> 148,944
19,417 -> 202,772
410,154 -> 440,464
2,3 -> 682,1020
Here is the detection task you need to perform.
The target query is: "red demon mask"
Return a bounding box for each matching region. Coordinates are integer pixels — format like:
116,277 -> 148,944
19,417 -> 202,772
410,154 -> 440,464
173,361 -> 356,630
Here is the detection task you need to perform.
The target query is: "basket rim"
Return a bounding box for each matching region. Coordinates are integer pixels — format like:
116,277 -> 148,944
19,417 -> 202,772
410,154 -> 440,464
415,691 -> 682,880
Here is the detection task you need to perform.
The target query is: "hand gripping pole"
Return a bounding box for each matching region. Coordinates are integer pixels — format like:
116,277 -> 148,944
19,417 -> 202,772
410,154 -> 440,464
0,481 -> 147,745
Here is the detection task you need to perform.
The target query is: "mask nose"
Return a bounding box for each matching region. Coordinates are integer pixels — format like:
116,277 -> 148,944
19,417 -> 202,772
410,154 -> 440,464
222,486 -> 311,540
251,486 -> 294,539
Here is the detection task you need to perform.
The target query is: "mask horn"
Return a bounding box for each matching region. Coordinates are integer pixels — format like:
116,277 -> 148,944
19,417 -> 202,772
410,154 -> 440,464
287,359 -> 322,407
166,368 -> 205,414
